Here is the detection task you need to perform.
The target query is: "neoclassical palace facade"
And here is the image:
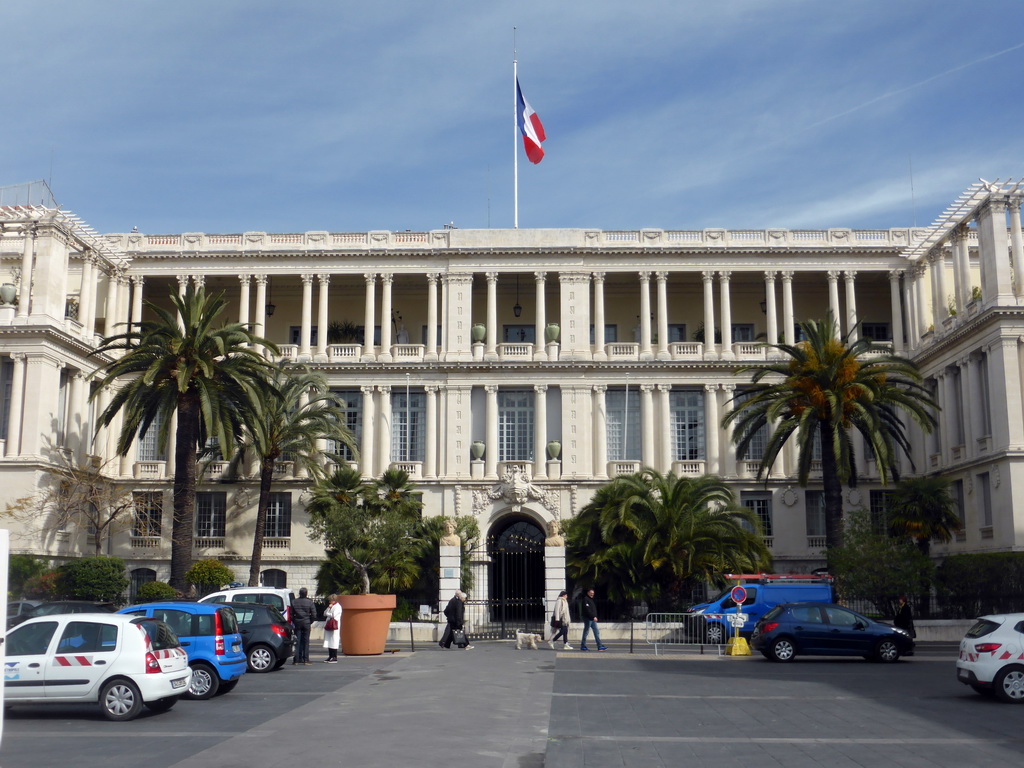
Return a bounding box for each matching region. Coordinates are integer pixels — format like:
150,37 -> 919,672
2,180 -> 1024,599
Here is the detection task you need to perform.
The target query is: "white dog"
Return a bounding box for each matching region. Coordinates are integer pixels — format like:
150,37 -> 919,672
515,631 -> 543,650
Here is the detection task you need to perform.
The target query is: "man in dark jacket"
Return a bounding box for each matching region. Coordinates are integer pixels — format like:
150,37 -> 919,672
291,587 -> 317,664
580,588 -> 607,651
439,590 -> 474,650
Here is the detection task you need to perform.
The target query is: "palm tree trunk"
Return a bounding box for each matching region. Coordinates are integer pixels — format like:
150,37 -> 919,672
248,457 -> 275,587
820,420 -> 845,568
170,396 -> 200,592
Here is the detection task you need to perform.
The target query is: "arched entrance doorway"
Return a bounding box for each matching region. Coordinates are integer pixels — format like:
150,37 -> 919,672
468,515 -> 546,639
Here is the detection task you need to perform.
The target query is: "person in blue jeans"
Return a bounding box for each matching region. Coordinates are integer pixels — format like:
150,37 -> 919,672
579,588 -> 607,651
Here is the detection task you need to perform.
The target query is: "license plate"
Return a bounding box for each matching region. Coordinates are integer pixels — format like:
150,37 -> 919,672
172,677 -> 188,689
957,668 -> 969,681
232,643 -> 241,653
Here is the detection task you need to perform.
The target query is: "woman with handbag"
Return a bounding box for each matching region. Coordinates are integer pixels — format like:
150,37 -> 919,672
322,594 -> 342,662
549,590 -> 572,650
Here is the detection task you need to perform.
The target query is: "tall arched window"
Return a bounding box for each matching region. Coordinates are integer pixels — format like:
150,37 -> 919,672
261,569 -> 287,588
130,567 -> 157,601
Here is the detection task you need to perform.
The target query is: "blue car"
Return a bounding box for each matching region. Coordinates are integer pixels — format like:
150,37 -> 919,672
118,602 -> 247,698
750,602 -> 915,663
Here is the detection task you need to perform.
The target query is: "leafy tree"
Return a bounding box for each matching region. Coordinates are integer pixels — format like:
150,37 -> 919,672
828,510 -> 932,617
566,470 -> 771,610
185,559 -> 237,596
91,284 -> 275,590
886,474 -> 962,556
223,362 -> 357,586
8,554 -> 48,597
307,466 -> 424,595
724,314 -> 936,558
59,556 -> 130,604
23,570 -> 65,600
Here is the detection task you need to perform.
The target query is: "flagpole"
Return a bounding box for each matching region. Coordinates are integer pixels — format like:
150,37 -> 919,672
513,29 -> 519,229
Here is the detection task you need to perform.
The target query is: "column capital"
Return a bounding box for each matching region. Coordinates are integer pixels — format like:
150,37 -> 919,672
639,384 -> 655,393
780,270 -> 794,282
485,272 -> 499,282
827,270 -> 841,282
534,271 -> 547,282
655,271 -> 669,282
176,274 -> 190,287
591,271 -> 604,283
888,269 -> 904,282
378,385 -> 392,395
238,274 -> 251,285
318,273 -> 331,286
656,383 -> 672,392
364,272 -> 377,285
360,385 -> 375,395
426,272 -> 439,285
192,274 -> 205,288
131,274 -> 146,287
704,383 -> 717,393
718,270 -> 731,281
764,270 -> 777,281
424,384 -> 440,394
980,197 -> 1008,216
9,351 -> 26,362
844,270 -> 857,280
702,270 -> 715,283
533,384 -> 548,394
720,383 -> 736,394
638,271 -> 651,283
484,384 -> 498,395
1008,197 -> 1022,213
254,274 -> 267,286
444,273 -> 473,286
301,273 -> 314,284
592,384 -> 607,394
379,272 -> 394,285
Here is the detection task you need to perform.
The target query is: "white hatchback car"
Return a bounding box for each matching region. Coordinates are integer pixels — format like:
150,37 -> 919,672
956,612 -> 1024,703
3,612 -> 192,720
200,586 -> 295,624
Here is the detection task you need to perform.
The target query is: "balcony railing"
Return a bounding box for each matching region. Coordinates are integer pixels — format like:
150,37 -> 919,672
606,343 -> 639,360
130,536 -> 162,549
327,344 -> 361,362
672,460 -> 706,476
608,460 -> 641,477
263,537 -> 290,549
498,343 -> 533,360
807,536 -> 826,549
134,461 -> 167,479
669,342 -> 703,359
390,461 -> 423,479
272,461 -> 294,478
194,537 -> 225,549
392,344 -> 425,361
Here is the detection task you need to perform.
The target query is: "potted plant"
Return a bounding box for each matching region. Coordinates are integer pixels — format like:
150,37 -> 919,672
307,466 -> 423,655
327,319 -> 359,344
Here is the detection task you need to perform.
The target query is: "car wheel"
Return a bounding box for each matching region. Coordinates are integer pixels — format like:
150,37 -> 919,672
143,697 -> 179,713
993,665 -> 1024,703
705,623 -> 726,644
100,679 -> 144,721
770,638 -> 796,662
874,639 -> 901,663
247,644 -> 275,673
217,679 -> 239,695
185,663 -> 221,700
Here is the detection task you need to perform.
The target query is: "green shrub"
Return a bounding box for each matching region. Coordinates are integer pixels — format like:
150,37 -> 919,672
185,559 -> 236,595
936,553 -> 1024,617
59,556 -> 130,604
9,554 -> 49,597
23,570 -> 64,600
135,581 -> 177,603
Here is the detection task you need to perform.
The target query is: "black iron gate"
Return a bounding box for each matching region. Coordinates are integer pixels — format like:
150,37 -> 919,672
465,518 -> 546,639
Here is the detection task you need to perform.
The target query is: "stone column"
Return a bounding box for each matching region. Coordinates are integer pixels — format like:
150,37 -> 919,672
534,385 -> 548,480
959,357 -> 977,458
764,271 -> 778,349
18,356 -> 61,457
657,384 -> 672,471
889,270 -> 904,353
316,274 -> 330,362
102,271 -> 120,338
719,270 -> 734,359
655,271 -> 670,360
534,272 -> 548,361
362,273 -> 377,361
424,385 -> 438,479
827,270 -> 841,334
592,272 -> 606,361
484,385 -> 499,480
131,275 -> 145,336
844,271 -> 858,339
377,385 -> 392,473
360,385 -> 375,478
425,273 -> 439,361
946,369 -> 961,459
781,271 -> 795,346
721,384 -> 737,477
702,270 -> 717,357
639,272 -> 653,360
917,262 -> 931,337
485,272 -> 498,361
116,275 -> 131,336
299,273 -> 314,360
976,198 -> 1014,305
934,371 -> 948,464
253,275 -> 267,349
640,384 -> 655,468
593,385 -> 608,479
238,274 -> 251,330
1010,199 -> 1024,297
952,226 -> 970,311
903,271 -> 918,349
987,339 -> 1024,451
67,371 -> 84,461
16,227 -> 34,318
704,384 -> 719,475
5,353 -> 26,456
380,273 -> 394,362
78,254 -> 96,338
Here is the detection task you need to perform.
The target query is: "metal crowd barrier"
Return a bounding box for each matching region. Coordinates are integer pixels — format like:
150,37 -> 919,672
644,613 -> 728,655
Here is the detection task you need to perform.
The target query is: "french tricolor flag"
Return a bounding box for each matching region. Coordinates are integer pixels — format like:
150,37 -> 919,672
516,78 -> 546,164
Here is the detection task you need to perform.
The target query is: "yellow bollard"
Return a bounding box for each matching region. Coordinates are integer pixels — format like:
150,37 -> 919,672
727,636 -> 751,656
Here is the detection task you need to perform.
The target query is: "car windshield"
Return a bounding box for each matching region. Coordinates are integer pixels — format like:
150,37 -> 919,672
965,619 -> 1000,639
133,618 -> 181,651
762,606 -> 784,621
29,604 -> 70,616
218,608 -> 239,634
266,606 -> 287,624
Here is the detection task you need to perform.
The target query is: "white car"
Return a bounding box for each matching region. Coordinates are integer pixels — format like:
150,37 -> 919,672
200,586 -> 295,624
956,612 -> 1024,703
3,612 -> 192,720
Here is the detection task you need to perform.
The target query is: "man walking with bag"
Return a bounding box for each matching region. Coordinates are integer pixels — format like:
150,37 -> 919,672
291,587 -> 317,665
439,590 -> 474,650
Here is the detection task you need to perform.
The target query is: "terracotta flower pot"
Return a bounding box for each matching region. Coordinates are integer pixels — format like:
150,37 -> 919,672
338,594 -> 396,656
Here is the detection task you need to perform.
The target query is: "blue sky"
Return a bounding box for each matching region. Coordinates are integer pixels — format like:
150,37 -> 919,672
2,1 -> 1023,234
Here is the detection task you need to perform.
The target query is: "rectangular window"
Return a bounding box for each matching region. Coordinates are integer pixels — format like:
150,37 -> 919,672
498,389 -> 534,461
356,325 -> 381,345
869,490 -> 892,534
589,325 -> 618,344
132,492 -> 163,537
734,391 -> 765,461
741,491 -> 773,537
56,368 -> 69,447
978,472 -> 992,527
607,387 -> 641,461
805,490 -> 826,537
667,324 -> 687,343
289,326 -> 319,345
391,390 -> 426,462
0,357 -> 12,441
420,325 -> 442,345
953,479 -> 965,525
979,355 -> 992,437
195,492 -> 227,538
137,410 -> 167,462
328,389 -> 361,461
669,389 -> 705,461
503,325 -> 535,343
731,324 -> 755,342
862,322 -> 891,341
265,493 -> 292,538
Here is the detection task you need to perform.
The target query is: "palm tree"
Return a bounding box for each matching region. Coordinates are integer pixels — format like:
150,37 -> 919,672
887,474 -> 962,556
91,284 -> 275,590
724,314 -> 937,558
225,361 -> 358,587
567,469 -> 771,610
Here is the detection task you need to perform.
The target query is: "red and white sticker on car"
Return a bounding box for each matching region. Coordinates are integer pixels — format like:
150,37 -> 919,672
53,655 -> 93,667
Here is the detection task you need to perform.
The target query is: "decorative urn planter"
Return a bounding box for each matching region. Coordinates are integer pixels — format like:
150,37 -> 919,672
338,593 -> 397,656
544,323 -> 560,344
471,323 -> 487,343
547,440 -> 562,460
0,283 -> 16,305
470,440 -> 486,460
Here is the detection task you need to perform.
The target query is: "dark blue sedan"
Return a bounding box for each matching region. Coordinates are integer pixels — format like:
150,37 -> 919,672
751,602 -> 914,663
